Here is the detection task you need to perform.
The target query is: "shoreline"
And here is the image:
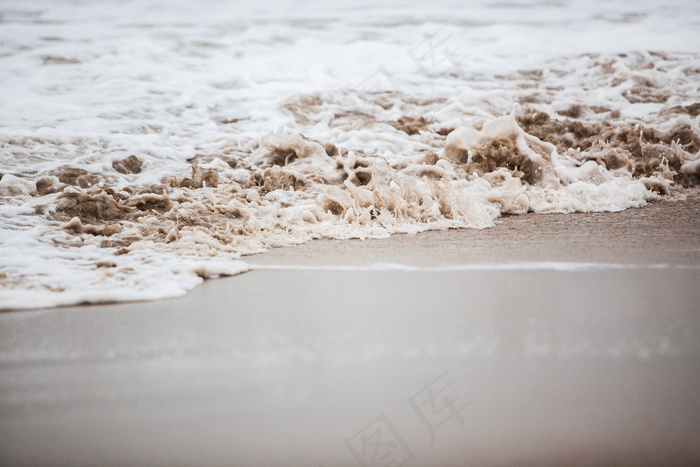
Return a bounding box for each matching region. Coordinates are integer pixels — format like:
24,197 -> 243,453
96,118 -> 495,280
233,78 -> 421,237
3,190 -> 700,314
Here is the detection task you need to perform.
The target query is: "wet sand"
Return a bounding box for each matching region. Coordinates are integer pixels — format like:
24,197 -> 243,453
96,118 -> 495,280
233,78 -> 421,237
1,192 -> 699,466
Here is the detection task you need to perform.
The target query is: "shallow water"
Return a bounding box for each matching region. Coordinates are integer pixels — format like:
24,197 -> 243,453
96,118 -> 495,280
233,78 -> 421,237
1,0 -> 699,309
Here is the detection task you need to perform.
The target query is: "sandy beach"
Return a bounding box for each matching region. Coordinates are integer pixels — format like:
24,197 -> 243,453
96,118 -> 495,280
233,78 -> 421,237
2,1 -> 700,465
1,193 -> 699,466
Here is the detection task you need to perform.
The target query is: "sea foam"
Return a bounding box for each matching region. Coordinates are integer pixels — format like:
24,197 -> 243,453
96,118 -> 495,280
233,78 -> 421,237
1,0 -> 699,310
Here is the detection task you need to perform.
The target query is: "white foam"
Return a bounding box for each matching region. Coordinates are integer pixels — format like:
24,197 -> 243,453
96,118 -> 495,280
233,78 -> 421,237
1,0 -> 699,309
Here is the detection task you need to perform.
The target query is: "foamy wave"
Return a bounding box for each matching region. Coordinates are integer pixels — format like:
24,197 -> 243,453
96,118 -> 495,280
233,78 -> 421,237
1,0 -> 699,310
2,107 -> 697,310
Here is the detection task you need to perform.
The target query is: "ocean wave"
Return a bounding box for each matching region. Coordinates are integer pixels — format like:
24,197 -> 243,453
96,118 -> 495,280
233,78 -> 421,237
1,1 -> 699,310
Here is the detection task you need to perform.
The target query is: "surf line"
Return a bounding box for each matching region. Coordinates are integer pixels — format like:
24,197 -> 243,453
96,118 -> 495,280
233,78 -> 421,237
248,262 -> 700,272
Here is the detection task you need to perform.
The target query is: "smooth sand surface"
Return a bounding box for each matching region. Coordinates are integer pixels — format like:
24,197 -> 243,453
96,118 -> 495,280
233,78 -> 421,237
1,193 -> 699,466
